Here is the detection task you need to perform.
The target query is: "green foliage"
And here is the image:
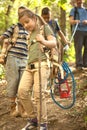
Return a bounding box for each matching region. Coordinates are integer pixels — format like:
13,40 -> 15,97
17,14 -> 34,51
63,44 -> 75,62
0,64 -> 5,79
84,92 -> 87,97
42,0 -> 67,5
84,116 -> 87,123
0,0 -> 15,33
58,0 -> 71,10
58,0 -> 67,5
42,0 -> 70,10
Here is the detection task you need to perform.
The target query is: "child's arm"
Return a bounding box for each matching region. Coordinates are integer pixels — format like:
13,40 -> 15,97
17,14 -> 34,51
58,30 -> 70,45
0,35 -> 7,42
0,39 -> 10,64
0,24 -> 16,42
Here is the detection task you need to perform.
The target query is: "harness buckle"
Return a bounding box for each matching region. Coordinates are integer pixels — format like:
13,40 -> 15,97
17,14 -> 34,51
28,64 -> 35,69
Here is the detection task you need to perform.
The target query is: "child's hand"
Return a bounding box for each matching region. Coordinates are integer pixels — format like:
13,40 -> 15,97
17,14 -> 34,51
63,44 -> 69,51
36,34 -> 45,43
67,41 -> 71,46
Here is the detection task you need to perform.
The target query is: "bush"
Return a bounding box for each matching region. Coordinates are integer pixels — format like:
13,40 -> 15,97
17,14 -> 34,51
0,64 -> 5,79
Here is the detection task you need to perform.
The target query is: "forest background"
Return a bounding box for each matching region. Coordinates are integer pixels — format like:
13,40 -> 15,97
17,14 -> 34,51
0,0 -> 87,130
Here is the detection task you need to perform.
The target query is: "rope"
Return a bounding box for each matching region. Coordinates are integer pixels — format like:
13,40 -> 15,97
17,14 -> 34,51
38,43 -> 42,129
38,25 -> 44,129
70,23 -> 78,43
50,61 -> 76,109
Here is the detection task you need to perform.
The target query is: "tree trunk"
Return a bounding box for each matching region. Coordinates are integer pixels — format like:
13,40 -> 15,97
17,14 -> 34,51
59,7 -> 66,61
5,5 -> 12,30
60,7 -> 66,35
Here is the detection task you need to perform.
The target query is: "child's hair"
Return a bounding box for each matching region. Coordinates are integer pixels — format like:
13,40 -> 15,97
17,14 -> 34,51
19,9 -> 46,25
18,6 -> 28,20
19,9 -> 35,19
41,7 -> 50,15
18,6 -> 28,10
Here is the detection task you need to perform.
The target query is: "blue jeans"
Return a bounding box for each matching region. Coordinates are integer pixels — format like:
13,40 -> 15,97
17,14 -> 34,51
6,55 -> 27,97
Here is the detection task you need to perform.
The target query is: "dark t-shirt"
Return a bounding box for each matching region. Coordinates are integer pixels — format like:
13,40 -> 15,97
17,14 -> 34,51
48,20 -> 60,37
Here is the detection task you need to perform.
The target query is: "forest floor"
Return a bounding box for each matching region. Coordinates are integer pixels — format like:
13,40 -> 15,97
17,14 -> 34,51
0,63 -> 87,130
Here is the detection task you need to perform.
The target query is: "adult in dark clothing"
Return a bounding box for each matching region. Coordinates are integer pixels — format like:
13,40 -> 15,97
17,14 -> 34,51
69,0 -> 87,70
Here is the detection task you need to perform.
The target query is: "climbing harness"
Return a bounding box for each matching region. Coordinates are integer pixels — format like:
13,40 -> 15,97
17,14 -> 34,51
50,61 -> 76,109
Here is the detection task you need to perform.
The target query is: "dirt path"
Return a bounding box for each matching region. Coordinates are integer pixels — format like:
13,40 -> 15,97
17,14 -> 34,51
0,67 -> 87,130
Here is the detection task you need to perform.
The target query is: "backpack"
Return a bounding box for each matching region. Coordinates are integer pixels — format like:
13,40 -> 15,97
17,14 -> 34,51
49,20 -> 62,63
43,24 -> 59,62
70,7 -> 79,33
0,24 -> 19,64
8,24 -> 19,46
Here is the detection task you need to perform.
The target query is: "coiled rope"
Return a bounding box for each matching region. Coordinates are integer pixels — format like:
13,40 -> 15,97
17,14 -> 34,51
50,61 -> 76,109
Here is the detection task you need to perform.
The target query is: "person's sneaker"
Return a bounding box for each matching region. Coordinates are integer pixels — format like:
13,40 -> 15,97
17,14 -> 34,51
10,109 -> 20,117
20,111 -> 28,118
82,66 -> 87,70
76,64 -> 83,70
21,118 -> 38,130
76,66 -> 82,70
40,123 -> 47,130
